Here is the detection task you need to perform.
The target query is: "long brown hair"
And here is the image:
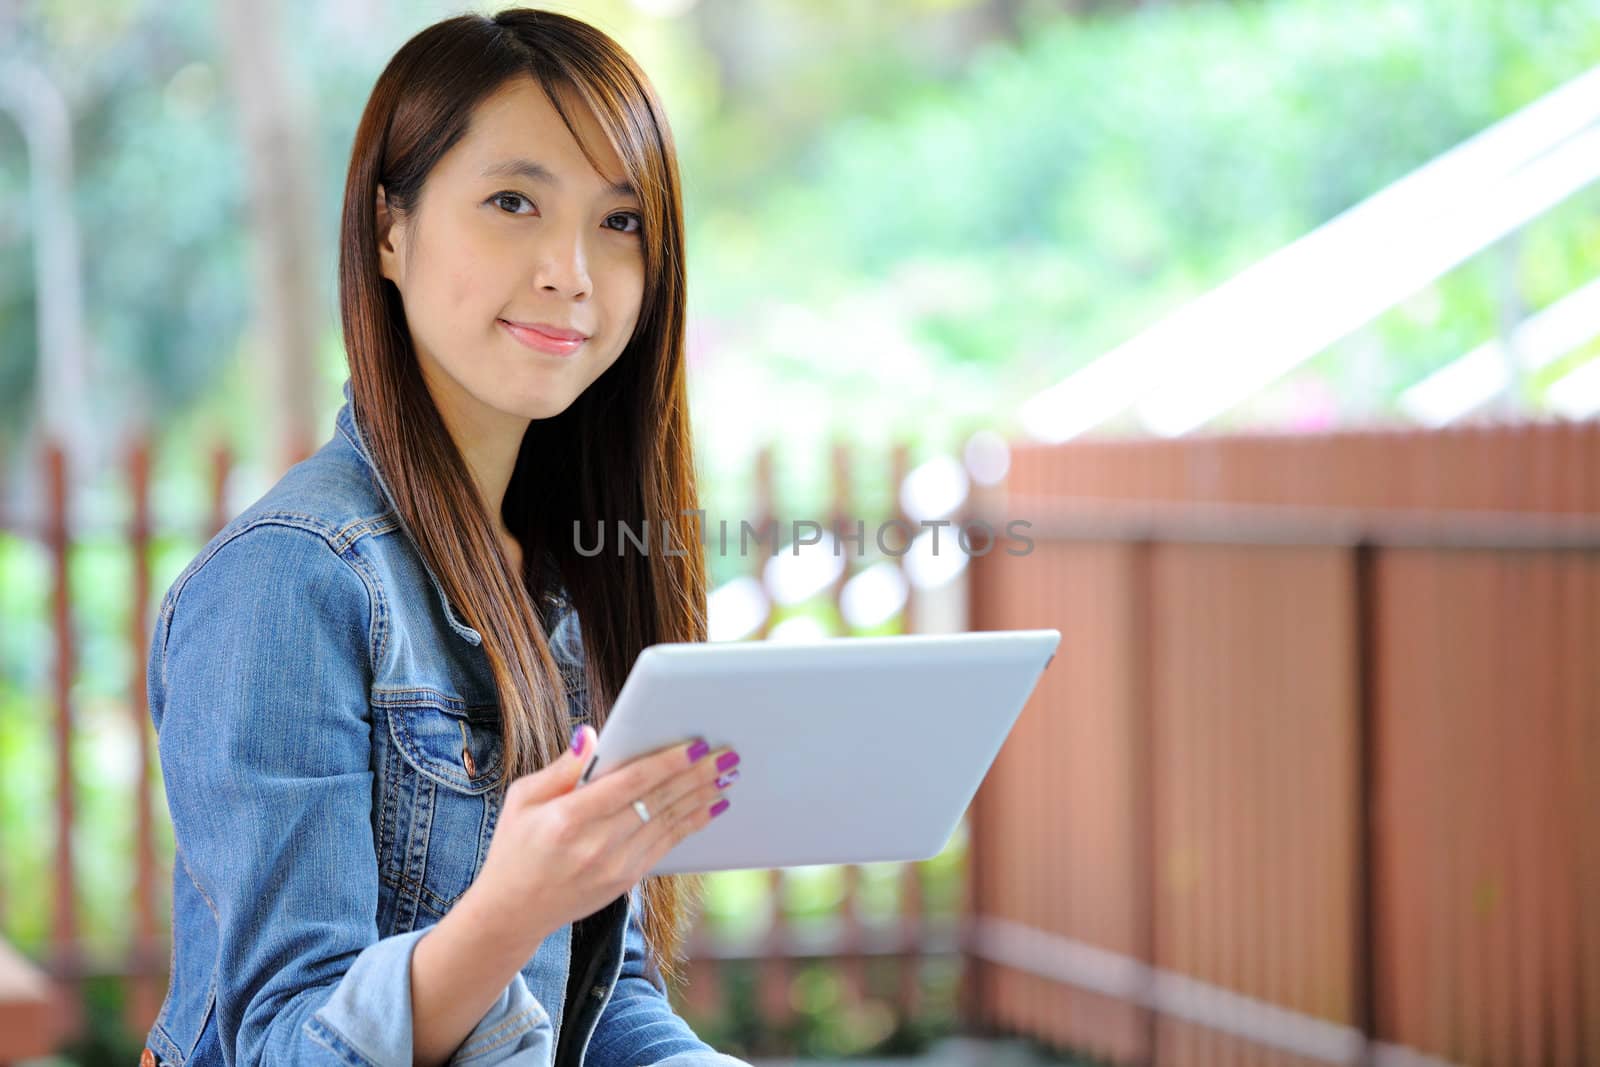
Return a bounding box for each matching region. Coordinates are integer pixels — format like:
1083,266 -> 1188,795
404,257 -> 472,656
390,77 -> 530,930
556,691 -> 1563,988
336,7 -> 706,987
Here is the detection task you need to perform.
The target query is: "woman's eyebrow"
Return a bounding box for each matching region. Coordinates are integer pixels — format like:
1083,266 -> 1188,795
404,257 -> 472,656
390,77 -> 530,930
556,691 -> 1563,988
480,156 -> 638,200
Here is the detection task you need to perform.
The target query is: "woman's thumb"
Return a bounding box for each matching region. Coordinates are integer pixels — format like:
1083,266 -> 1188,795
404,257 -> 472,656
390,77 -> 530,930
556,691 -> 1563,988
515,725 -> 594,804
564,724 -> 595,775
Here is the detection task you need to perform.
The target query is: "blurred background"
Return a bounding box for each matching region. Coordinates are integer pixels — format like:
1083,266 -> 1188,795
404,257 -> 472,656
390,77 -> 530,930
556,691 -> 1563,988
2,0 -> 1598,1064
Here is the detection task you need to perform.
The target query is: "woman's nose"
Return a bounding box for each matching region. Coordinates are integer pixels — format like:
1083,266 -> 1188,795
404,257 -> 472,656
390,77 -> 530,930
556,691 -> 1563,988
532,230 -> 592,298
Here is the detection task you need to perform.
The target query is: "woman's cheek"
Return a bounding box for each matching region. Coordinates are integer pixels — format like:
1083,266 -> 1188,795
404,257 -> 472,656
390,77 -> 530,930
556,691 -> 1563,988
443,263 -> 481,314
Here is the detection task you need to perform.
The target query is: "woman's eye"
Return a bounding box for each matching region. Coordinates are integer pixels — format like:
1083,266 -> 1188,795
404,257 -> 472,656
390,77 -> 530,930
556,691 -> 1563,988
606,211 -> 644,237
491,191 -> 533,214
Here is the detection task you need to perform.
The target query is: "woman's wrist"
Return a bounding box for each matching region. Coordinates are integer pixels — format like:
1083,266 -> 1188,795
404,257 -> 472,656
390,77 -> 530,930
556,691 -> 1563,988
446,877 -> 554,965
410,881 -> 553,1067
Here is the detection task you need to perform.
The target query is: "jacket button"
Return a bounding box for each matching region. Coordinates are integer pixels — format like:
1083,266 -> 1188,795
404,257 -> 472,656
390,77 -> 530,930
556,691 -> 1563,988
458,722 -> 477,777
140,1050 -> 156,1067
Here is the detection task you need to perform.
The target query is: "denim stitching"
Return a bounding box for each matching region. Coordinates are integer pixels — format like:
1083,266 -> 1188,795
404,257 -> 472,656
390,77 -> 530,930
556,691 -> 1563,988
387,707 -> 505,794
374,706 -> 398,895
332,512 -> 399,546
454,1003 -> 548,1062
147,1017 -> 183,1064
176,848 -> 219,923
386,731 -> 421,934
156,592 -> 174,693
370,686 -> 497,715
378,867 -> 456,917
152,895 -> 179,1034
466,997 -> 551,1051
304,1013 -> 379,1067
399,770 -> 434,930
336,543 -> 386,683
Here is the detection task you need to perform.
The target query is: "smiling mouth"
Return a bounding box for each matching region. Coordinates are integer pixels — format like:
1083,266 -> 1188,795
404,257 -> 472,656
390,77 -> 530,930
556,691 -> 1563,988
498,319 -> 586,357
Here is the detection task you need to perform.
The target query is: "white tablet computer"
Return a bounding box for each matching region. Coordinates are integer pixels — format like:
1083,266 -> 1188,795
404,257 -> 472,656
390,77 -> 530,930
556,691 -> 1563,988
574,629 -> 1060,874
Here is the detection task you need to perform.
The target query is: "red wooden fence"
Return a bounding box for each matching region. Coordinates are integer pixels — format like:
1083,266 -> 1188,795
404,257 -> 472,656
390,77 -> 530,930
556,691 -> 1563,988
959,423 -> 1600,1067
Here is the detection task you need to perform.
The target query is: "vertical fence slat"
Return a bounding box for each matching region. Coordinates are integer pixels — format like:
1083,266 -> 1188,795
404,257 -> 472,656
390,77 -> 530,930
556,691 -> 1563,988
1130,539 -> 1158,1066
745,443 -> 789,1054
1378,549 -> 1429,1054
44,440 -> 81,1044
957,475 -> 991,1036
125,434 -> 163,1035
828,439 -> 869,1016
1218,544 -> 1245,1067
1579,551 -> 1600,1064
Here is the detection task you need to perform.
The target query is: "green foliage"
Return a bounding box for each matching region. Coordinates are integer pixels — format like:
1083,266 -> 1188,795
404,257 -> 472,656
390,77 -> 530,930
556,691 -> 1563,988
689,0 -> 1600,523
59,975 -> 147,1067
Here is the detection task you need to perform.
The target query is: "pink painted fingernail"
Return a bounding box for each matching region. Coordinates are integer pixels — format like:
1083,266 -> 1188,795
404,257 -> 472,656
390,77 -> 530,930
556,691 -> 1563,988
710,798 -> 730,818
716,751 -> 740,773
715,769 -> 740,790
686,739 -> 710,763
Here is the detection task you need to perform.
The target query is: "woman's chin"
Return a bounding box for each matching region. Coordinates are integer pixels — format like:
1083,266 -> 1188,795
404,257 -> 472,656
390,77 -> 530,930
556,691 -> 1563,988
484,386 -> 574,423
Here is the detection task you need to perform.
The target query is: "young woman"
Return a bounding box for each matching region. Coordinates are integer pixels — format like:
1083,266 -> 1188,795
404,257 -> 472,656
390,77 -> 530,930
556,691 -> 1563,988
144,9 -> 746,1066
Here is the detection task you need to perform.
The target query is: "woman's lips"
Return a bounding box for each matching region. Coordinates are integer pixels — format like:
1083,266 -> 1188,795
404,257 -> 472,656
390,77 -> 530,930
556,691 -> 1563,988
499,319 -> 585,356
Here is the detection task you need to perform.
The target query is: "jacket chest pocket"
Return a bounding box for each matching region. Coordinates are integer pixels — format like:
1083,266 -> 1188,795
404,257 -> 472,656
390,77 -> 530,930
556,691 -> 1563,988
373,689 -> 505,928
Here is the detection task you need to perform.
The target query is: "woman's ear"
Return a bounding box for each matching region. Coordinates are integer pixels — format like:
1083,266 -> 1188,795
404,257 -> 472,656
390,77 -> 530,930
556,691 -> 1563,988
374,183 -> 404,284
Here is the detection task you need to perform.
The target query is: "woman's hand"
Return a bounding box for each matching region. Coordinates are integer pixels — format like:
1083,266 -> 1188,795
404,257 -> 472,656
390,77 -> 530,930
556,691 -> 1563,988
463,723 -> 739,954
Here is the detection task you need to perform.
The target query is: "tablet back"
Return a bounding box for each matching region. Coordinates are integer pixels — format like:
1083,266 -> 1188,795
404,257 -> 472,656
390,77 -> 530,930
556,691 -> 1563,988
578,629 -> 1060,875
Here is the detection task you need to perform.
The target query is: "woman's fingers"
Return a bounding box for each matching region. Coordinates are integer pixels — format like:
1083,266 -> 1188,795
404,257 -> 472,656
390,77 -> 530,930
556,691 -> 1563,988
560,737 -> 702,815
565,736 -> 736,826
620,739 -> 735,835
626,765 -> 734,872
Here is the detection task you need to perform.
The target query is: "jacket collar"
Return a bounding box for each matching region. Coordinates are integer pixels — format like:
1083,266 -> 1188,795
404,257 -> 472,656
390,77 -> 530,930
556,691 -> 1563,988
334,377 -> 484,647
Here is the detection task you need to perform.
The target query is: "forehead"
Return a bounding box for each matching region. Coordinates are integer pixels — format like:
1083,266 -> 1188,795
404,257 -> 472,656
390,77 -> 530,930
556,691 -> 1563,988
452,75 -> 626,189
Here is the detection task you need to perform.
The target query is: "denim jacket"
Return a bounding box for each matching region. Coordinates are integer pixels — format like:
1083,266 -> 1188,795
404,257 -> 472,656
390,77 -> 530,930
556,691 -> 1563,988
145,378 -> 748,1067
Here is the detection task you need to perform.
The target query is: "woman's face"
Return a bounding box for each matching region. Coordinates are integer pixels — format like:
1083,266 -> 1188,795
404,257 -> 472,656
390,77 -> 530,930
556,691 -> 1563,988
375,76 -> 645,429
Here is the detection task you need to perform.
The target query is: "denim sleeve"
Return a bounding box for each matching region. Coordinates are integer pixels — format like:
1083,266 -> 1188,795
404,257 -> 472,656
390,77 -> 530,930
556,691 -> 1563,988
582,886 -> 751,1067
155,523 -> 553,1066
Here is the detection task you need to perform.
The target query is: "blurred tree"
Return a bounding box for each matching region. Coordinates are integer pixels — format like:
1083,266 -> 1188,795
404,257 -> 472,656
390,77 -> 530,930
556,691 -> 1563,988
219,0 -> 324,472
1,0 -> 250,468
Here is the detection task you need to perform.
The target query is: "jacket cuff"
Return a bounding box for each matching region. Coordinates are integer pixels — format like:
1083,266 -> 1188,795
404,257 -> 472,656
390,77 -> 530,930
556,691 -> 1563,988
303,927 -> 555,1066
